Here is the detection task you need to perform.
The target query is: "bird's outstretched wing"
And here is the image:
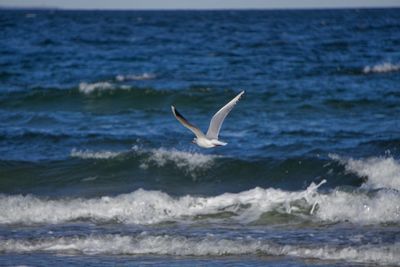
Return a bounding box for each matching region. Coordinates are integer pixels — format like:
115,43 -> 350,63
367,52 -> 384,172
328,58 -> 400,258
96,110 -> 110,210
171,106 -> 206,138
206,90 -> 244,140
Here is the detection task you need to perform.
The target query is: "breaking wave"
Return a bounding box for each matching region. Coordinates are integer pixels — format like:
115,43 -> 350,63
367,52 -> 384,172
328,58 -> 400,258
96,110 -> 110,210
1,234 -> 398,265
70,146 -> 217,177
363,62 -> 400,74
115,72 -> 155,81
314,188 -> 400,224
70,145 -> 221,178
331,154 -> 400,190
1,179 -> 399,226
134,146 -> 217,175
78,73 -> 155,94
70,148 -> 121,159
0,181 -> 323,225
78,81 -> 115,94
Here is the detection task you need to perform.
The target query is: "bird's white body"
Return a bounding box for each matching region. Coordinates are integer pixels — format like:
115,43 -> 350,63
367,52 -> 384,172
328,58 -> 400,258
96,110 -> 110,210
171,91 -> 244,148
194,137 -> 227,148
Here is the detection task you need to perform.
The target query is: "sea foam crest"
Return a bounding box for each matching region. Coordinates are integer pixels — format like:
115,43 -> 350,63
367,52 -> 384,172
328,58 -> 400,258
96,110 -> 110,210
331,154 -> 400,190
135,146 -> 216,175
116,72 -> 155,81
314,188 -> 400,224
1,174 -> 399,225
70,148 -> 121,159
78,82 -> 114,94
70,146 -> 216,176
1,234 -> 399,265
0,181 -> 324,225
363,62 -> 400,74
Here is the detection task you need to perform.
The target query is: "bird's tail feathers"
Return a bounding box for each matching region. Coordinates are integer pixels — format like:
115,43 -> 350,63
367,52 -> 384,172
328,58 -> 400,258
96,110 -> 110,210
212,140 -> 227,146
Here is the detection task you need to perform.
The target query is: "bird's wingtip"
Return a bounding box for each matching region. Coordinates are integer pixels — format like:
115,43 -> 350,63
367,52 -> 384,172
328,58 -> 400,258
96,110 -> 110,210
238,90 -> 245,98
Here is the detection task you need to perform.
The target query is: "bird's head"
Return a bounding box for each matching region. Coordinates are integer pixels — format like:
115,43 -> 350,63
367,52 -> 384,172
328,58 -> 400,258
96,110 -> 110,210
192,138 -> 197,144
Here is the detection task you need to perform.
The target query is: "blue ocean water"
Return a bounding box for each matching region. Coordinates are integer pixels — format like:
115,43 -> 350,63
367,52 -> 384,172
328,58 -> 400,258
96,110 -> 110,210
0,8 -> 400,266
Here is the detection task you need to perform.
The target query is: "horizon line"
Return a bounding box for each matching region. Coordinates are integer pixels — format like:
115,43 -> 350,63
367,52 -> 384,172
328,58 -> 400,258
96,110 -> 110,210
1,5 -> 400,11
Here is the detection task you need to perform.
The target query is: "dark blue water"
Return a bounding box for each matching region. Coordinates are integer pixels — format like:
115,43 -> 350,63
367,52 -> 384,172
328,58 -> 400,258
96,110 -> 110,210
1,8 -> 400,266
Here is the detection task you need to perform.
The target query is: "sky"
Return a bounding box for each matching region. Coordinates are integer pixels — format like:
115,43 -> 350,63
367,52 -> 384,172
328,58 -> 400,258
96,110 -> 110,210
1,0 -> 400,9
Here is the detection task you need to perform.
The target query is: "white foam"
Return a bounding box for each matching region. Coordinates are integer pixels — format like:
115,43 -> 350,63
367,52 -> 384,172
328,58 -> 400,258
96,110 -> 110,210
0,181 -> 322,225
133,146 -> 217,177
0,177 -> 399,226
72,146 -> 217,176
116,73 -> 155,81
282,243 -> 400,266
1,234 -> 398,265
363,62 -> 400,74
78,82 -> 114,94
314,189 -> 400,224
331,154 -> 400,190
70,148 -> 121,159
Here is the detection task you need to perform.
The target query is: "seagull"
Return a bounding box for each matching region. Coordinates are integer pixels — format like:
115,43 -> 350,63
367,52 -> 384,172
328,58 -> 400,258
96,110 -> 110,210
171,90 -> 244,148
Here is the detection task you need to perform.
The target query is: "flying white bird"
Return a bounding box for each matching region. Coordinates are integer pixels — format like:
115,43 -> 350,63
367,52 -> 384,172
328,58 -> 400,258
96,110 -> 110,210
171,91 -> 244,148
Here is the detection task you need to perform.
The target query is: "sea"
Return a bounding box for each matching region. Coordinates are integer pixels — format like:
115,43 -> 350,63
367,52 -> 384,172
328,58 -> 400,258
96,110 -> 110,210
0,8 -> 400,266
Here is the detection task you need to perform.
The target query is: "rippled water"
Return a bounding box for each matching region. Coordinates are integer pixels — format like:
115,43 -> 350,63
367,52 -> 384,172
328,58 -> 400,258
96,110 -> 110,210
0,8 -> 400,266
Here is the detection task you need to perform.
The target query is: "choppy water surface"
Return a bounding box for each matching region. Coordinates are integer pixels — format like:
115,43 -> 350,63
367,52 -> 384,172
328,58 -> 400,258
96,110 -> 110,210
0,8 -> 400,266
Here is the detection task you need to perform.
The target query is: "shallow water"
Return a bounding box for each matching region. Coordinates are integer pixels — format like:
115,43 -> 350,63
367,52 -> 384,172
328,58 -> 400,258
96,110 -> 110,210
0,8 -> 400,266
